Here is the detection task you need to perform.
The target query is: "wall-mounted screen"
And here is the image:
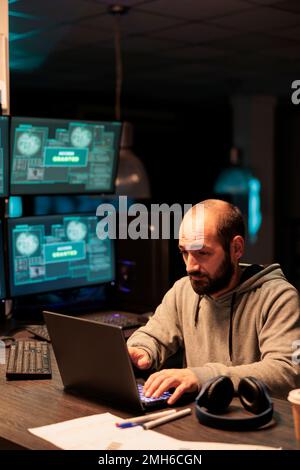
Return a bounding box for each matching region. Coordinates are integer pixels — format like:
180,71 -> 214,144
0,116 -> 9,197
8,214 -> 114,296
10,117 -> 122,195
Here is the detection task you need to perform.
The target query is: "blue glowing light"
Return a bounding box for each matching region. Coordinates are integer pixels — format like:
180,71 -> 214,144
214,167 -> 251,195
214,167 -> 262,244
248,178 -> 262,243
8,196 -> 23,218
9,2 -> 47,71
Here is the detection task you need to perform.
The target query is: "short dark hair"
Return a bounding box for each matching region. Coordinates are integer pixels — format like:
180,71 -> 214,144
216,204 -> 245,252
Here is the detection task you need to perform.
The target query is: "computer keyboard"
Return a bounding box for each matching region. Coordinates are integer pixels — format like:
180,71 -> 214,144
89,312 -> 147,330
6,340 -> 52,380
27,313 -> 146,343
26,325 -> 51,342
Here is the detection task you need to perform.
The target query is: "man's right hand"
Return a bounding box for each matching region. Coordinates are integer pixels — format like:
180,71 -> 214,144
128,347 -> 152,370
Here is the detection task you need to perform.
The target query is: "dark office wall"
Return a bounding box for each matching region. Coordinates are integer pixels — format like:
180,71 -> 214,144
275,100 -> 300,288
134,101 -> 232,203
276,102 -> 300,219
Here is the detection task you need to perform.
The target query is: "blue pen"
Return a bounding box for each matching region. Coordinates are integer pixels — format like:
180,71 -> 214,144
115,409 -> 177,428
116,422 -> 142,429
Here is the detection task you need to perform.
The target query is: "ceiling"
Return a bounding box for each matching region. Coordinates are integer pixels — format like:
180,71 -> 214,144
7,0 -> 300,106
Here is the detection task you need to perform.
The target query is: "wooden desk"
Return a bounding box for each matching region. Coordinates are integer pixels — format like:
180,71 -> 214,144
0,340 -> 299,450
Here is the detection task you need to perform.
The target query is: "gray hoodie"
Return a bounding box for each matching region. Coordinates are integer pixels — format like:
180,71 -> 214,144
127,263 -> 300,398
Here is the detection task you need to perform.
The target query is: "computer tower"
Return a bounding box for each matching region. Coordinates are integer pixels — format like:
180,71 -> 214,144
112,215 -> 170,313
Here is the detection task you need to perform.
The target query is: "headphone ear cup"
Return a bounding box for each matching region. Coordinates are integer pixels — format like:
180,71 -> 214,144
196,376 -> 273,431
199,376 -> 234,413
238,376 -> 271,414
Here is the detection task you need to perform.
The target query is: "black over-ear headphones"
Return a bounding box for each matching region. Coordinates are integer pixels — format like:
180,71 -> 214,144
195,376 -> 273,431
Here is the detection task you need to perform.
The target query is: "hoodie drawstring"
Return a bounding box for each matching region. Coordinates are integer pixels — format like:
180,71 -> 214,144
194,296 -> 201,326
228,293 -> 236,362
194,291 -> 237,361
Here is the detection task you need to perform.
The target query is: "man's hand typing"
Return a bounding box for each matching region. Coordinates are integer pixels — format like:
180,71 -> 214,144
143,368 -> 199,405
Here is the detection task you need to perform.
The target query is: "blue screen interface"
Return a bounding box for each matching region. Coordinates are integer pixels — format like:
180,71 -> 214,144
8,214 -> 114,296
10,117 -> 121,195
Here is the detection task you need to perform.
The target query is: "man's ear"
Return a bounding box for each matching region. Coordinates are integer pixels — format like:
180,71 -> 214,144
231,235 -> 244,260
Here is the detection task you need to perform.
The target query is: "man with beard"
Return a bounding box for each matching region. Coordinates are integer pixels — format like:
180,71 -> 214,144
127,199 -> 300,402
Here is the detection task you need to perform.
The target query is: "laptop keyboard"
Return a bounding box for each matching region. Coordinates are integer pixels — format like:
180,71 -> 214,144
6,340 -> 52,380
138,383 -> 172,408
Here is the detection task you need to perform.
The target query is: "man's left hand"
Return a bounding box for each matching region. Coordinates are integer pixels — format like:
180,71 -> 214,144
143,368 -> 199,405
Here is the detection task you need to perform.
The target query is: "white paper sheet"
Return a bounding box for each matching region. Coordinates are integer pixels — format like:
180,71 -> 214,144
28,412 -> 280,450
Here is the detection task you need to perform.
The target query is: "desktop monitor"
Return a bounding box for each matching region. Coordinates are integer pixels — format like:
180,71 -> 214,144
10,117 -> 122,195
0,116 -> 9,197
0,220 -> 6,300
8,214 -> 115,297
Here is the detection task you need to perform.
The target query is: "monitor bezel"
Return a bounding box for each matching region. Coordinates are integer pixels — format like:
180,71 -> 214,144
0,220 -> 6,300
9,116 -> 122,196
0,116 -> 9,197
7,213 -> 115,297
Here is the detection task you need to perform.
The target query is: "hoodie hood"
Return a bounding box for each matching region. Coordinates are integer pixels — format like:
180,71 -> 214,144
235,263 -> 286,294
203,263 -> 286,306
200,263 -> 288,361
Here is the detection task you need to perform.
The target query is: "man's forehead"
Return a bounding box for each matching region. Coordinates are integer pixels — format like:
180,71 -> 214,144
179,241 -> 205,251
179,205 -> 205,243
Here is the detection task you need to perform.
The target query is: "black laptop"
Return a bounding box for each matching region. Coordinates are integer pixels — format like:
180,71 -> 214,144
43,311 -> 171,411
